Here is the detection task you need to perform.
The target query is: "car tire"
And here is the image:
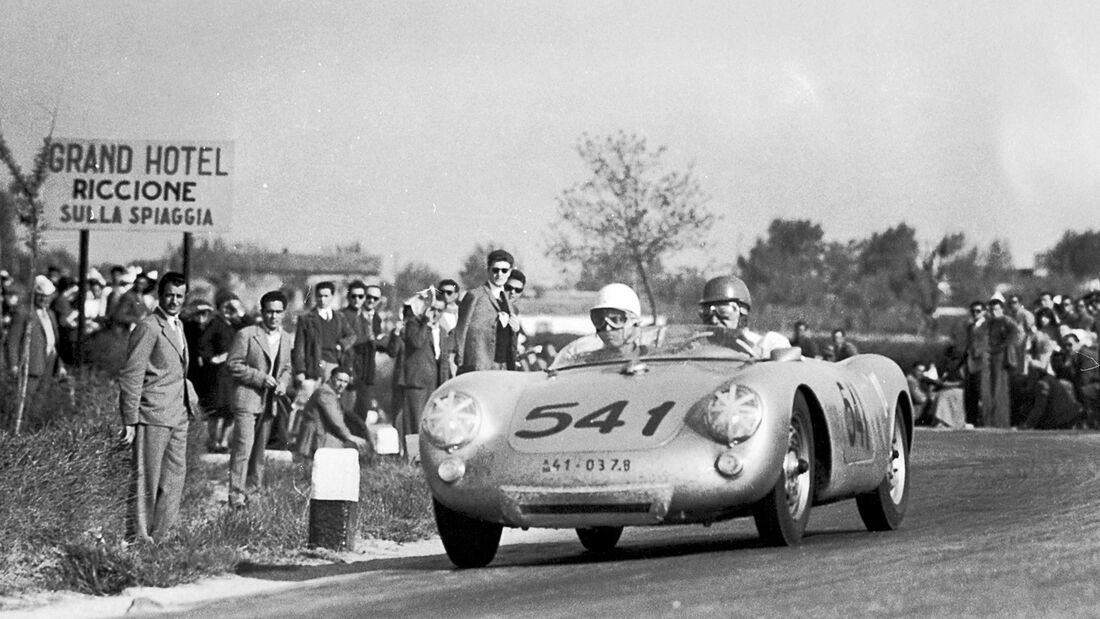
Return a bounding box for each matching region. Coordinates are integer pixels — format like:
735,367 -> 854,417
576,526 -> 623,552
752,392 -> 815,546
856,405 -> 910,531
433,498 -> 503,568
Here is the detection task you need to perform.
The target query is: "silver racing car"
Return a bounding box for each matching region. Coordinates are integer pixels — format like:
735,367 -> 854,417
419,324 -> 913,567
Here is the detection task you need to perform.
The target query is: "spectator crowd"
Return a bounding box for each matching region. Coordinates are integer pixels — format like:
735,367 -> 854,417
2,252 -> 1098,539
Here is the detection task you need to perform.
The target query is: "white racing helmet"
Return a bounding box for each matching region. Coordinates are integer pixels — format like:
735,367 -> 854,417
592,283 -> 641,318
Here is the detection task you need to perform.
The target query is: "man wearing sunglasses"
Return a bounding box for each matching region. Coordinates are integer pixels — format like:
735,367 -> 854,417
436,279 -> 461,333
697,275 -> 789,358
455,249 -> 519,374
341,280 -> 386,431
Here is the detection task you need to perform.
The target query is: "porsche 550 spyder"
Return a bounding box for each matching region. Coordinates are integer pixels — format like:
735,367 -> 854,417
418,325 -> 913,568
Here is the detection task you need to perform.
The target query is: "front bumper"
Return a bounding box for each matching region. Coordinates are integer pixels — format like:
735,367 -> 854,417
499,483 -> 675,528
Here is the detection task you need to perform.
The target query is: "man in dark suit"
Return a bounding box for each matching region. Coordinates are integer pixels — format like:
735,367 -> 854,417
454,248 -> 518,374
985,297 -> 1020,428
959,301 -> 991,427
118,272 -> 199,542
292,281 -> 356,389
397,294 -> 455,456
341,280 -> 385,429
226,290 -> 293,509
6,275 -> 66,412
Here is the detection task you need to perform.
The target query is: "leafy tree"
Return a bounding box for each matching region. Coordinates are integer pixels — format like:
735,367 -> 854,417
0,122 -> 54,435
393,261 -> 441,307
858,223 -> 920,301
550,131 -> 715,320
737,219 -> 829,306
1041,229 -> 1100,278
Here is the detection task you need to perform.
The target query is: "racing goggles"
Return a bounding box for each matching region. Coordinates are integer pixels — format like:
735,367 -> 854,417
698,302 -> 743,322
590,308 -> 630,331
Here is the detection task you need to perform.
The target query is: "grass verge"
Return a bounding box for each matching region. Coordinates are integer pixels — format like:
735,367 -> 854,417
0,368 -> 434,600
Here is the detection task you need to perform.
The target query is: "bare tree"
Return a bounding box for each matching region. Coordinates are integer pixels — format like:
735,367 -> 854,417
550,132 -> 715,320
0,120 -> 54,434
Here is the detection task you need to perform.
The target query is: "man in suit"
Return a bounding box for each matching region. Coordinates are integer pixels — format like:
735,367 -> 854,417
6,275 -> 66,412
341,280 -> 385,430
118,272 -> 199,542
294,366 -> 368,473
397,294 -> 455,456
226,290 -> 293,509
454,248 -> 518,374
292,281 -> 356,390
959,300 -> 991,427
985,297 -> 1020,428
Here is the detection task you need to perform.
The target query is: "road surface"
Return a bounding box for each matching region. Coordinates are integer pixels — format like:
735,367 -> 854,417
176,429 -> 1100,618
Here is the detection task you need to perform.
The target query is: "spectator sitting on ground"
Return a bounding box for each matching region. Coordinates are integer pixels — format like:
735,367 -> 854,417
825,328 -> 859,362
294,366 -> 368,474
906,361 -> 932,425
789,320 -> 820,359
1059,330 -> 1100,428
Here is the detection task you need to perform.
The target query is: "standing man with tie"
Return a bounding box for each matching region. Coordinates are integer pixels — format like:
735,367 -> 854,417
341,280 -> 386,428
118,272 -> 199,542
226,290 -> 293,509
292,281 -> 356,393
454,249 -> 518,374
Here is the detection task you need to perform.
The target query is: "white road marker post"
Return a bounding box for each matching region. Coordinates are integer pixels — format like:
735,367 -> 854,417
308,448 -> 360,550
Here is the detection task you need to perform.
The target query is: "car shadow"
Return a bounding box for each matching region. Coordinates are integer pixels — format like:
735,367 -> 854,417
234,528 -> 864,581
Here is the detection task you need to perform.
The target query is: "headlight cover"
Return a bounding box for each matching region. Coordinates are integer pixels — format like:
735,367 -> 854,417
703,385 -> 763,445
421,391 -> 482,450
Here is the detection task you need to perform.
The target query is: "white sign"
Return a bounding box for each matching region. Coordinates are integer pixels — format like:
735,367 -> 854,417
40,138 -> 234,232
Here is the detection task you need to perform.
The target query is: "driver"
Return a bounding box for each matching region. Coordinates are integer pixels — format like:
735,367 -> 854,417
698,275 -> 790,358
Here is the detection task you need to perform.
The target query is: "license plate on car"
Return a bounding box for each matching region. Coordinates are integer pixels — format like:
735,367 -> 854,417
540,457 -> 632,474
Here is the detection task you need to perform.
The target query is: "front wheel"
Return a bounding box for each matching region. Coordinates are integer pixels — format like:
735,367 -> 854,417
433,498 -> 503,568
856,406 -> 910,531
576,526 -> 623,552
752,392 -> 815,546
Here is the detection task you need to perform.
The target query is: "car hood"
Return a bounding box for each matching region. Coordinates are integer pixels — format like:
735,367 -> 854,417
505,359 -> 746,453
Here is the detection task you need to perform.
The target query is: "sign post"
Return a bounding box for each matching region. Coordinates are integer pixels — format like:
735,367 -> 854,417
39,138 -> 233,360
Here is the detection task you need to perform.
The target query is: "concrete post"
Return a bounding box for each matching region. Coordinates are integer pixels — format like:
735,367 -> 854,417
308,448 -> 360,550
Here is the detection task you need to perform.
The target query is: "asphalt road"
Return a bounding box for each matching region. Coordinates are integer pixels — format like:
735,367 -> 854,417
177,429 -> 1100,618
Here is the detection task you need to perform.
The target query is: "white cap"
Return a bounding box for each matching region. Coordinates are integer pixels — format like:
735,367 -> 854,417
592,283 -> 641,318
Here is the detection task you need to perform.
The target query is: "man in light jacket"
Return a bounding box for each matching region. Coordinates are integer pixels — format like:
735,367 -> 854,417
226,290 -> 293,509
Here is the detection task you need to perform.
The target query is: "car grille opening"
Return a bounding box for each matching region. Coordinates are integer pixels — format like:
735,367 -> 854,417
518,503 -> 652,515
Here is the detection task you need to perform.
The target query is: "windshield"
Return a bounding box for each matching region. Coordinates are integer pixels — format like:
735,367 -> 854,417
549,324 -> 755,370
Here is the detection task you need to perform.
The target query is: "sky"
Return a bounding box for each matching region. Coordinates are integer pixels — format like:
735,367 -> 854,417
2,1 -> 1099,286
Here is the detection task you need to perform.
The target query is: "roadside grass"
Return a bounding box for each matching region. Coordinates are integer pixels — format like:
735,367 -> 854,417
0,368 -> 434,600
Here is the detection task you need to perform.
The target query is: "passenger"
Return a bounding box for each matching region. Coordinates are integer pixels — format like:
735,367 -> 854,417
551,283 -> 651,367
589,283 -> 648,355
697,276 -> 790,358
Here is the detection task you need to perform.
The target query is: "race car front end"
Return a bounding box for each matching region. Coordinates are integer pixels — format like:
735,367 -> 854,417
419,360 -> 792,530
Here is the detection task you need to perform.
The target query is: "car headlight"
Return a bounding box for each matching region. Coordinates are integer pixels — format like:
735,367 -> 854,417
421,391 -> 482,450
703,385 -> 763,444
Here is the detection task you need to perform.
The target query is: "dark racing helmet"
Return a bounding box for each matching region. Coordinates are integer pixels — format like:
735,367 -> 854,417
699,275 -> 752,310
